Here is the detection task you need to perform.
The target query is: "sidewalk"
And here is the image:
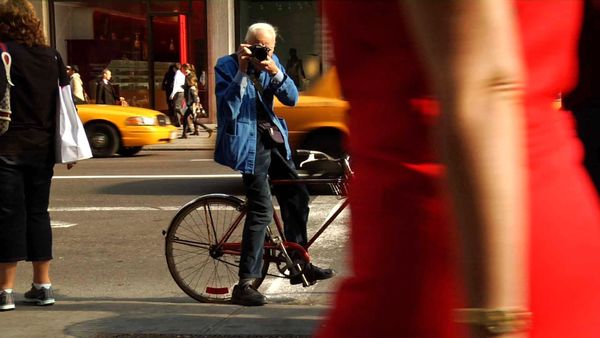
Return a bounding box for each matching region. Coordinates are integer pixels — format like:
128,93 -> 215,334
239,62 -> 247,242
145,125 -> 217,151
12,125 -> 334,338
4,299 -> 327,337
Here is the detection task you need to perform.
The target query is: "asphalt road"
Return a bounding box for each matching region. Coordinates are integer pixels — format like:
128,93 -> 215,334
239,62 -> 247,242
14,149 -> 350,307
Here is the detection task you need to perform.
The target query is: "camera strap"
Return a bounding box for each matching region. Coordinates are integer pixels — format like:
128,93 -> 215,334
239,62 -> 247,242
249,73 -> 265,96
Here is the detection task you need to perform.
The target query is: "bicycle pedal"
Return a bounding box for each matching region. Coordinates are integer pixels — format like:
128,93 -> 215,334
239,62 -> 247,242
302,279 -> 317,288
289,273 -> 316,287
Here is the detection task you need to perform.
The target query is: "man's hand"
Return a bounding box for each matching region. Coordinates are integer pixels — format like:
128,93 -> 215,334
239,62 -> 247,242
237,44 -> 253,73
251,55 -> 280,76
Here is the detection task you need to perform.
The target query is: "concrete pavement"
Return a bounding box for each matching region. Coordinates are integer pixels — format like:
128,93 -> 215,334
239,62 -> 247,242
144,125 -> 217,151
3,298 -> 327,337
2,130 -> 340,338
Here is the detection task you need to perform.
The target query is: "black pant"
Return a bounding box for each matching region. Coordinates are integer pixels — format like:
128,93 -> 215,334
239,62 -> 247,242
0,160 -> 54,262
172,92 -> 184,127
181,107 -> 196,135
239,132 -> 310,278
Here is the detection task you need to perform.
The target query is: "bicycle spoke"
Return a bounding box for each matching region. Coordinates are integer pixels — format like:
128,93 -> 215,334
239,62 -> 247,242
165,195 -> 247,302
204,203 -> 219,245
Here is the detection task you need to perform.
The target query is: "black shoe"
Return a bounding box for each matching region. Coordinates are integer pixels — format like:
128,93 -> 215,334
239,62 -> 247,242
231,284 -> 267,306
290,263 -> 336,285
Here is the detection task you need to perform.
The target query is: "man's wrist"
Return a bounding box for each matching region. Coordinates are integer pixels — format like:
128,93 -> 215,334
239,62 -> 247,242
270,70 -> 284,84
454,308 -> 532,335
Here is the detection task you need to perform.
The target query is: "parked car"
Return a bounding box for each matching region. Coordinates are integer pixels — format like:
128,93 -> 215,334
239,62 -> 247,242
76,104 -> 177,157
274,67 -> 349,158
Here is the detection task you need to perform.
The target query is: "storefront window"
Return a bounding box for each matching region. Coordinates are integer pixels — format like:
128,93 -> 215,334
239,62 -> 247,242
149,1 -> 191,13
52,0 -> 207,112
237,0 -> 324,91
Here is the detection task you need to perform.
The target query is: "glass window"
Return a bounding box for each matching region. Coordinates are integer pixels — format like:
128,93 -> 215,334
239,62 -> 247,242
149,1 -> 191,13
54,1 -> 150,107
237,0 -> 323,91
52,0 -> 207,111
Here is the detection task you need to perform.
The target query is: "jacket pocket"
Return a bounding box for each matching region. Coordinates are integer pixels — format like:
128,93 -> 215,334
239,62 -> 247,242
216,120 -> 253,170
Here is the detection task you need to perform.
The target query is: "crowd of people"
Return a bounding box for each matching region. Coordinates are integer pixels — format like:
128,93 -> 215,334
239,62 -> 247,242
62,60 -> 215,140
163,62 -> 213,137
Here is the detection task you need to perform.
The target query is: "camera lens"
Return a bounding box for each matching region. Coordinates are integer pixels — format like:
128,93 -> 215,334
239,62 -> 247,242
251,45 -> 269,61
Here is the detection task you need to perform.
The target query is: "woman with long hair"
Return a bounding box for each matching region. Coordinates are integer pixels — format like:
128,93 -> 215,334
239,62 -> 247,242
0,0 -> 73,311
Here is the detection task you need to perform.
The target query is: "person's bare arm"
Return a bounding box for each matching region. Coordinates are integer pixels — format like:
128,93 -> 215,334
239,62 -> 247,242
401,1 -> 528,337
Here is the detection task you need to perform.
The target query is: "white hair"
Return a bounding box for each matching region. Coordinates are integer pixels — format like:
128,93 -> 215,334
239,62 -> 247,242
244,22 -> 277,43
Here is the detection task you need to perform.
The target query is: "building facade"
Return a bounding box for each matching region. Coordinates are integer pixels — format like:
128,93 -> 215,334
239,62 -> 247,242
30,0 -> 330,123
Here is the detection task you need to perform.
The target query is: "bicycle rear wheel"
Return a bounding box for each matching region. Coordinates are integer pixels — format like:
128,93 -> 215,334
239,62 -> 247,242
165,194 -> 249,302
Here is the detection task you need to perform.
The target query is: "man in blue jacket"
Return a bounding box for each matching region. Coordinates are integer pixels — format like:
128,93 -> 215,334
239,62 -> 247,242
214,23 -> 335,306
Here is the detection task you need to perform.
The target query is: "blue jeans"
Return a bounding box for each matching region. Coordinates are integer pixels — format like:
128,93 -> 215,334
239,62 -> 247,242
239,133 -> 310,278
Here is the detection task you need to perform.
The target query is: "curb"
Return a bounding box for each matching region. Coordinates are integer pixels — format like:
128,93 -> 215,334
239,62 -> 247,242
144,127 -> 216,151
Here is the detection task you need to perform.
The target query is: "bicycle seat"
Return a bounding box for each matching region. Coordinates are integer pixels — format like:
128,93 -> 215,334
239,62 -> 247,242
297,150 -> 344,177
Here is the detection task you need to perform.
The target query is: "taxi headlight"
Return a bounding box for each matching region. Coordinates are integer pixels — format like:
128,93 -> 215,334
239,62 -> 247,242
125,116 -> 156,126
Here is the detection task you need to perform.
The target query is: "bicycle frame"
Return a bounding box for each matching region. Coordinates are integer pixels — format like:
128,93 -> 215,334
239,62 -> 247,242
270,177 -> 349,251
164,153 -> 353,299
211,177 -> 349,265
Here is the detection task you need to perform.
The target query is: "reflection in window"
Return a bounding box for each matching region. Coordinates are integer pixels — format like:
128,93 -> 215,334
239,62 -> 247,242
53,0 -> 206,111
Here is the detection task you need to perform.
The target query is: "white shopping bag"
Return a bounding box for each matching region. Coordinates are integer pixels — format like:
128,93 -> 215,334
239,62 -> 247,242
55,84 -> 92,163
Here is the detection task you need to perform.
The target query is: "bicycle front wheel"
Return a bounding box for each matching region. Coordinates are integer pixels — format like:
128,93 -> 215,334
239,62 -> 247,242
165,194 -> 247,302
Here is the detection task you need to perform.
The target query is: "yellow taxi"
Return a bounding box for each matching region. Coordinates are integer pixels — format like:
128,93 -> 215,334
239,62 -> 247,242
274,67 -> 349,158
76,104 -> 177,157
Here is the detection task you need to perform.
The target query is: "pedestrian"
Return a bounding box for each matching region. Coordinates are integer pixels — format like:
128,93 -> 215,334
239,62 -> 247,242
95,68 -> 124,105
319,1 -> 600,337
161,63 -> 177,123
169,63 -> 185,127
214,22 -> 335,306
181,63 -> 213,138
0,0 -> 77,311
285,48 -> 305,89
66,65 -> 87,104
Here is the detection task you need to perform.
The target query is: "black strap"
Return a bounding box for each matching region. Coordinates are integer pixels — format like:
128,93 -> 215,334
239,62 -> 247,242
249,73 -> 264,95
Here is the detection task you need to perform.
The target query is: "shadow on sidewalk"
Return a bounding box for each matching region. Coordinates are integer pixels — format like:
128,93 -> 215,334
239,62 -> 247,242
99,178 -> 245,196
64,299 -> 323,337
7,295 -> 325,338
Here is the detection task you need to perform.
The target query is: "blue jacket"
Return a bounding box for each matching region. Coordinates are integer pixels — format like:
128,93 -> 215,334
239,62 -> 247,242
214,54 -> 298,174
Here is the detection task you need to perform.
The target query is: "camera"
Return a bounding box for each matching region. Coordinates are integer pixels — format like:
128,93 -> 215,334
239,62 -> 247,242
249,44 -> 270,61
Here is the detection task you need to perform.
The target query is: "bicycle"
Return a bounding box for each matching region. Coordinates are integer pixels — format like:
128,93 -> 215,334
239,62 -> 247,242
163,150 -> 353,302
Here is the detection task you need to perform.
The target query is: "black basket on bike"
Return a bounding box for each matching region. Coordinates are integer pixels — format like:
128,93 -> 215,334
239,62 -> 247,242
328,179 -> 349,197
299,157 -> 348,197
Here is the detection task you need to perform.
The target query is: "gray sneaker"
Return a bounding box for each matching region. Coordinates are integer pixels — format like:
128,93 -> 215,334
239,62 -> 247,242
0,290 -> 15,311
23,284 -> 55,306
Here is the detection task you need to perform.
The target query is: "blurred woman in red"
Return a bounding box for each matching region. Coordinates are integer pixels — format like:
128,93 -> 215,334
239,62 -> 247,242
320,1 -> 600,337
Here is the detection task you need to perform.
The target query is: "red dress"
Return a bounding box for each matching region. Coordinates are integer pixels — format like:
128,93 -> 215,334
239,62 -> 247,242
319,1 -> 600,337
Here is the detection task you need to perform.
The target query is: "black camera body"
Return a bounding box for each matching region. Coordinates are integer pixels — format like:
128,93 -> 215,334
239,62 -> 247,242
249,44 -> 270,61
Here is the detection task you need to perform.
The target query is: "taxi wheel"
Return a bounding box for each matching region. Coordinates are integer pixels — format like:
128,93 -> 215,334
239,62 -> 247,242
85,122 -> 120,157
118,146 -> 143,157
